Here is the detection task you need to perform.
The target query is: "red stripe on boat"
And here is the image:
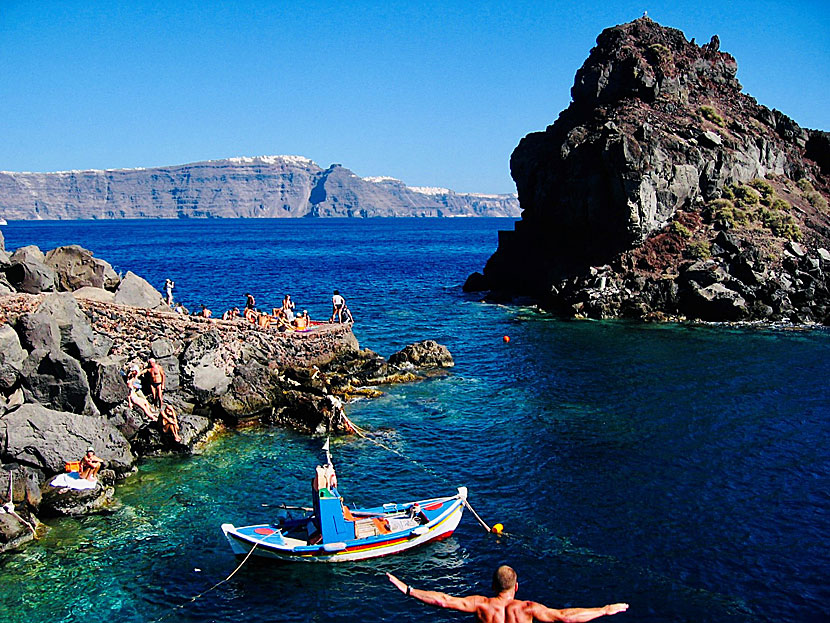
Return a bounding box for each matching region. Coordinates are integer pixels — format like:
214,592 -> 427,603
254,527 -> 276,535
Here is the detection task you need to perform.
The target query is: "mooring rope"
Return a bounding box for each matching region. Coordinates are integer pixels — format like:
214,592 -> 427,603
152,530 -> 281,623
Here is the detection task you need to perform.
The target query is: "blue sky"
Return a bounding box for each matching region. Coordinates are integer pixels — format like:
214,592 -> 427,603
1,1 -> 828,193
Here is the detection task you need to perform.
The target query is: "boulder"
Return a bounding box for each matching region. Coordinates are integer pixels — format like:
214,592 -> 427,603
71,286 -> 116,304
219,360 -> 279,420
0,249 -> 10,270
388,340 -> 454,369
16,311 -> 61,352
685,282 -> 747,321
20,349 -> 99,416
180,330 -> 232,400
0,324 -> 27,390
463,271 -> 489,292
43,245 -> 121,292
150,337 -> 183,359
113,271 -> 166,309
5,246 -> 58,294
1,403 -> 134,475
40,469 -> 118,517
86,356 -> 129,409
0,274 -> 14,294
37,292 -> 110,361
0,506 -> 38,552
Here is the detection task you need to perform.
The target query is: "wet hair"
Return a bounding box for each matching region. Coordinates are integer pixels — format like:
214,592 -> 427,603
492,565 -> 517,593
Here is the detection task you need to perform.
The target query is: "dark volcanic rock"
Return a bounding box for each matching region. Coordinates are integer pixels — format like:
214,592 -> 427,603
388,340 -> 455,369
0,324 -> 27,390
20,349 -> 99,416
40,469 -> 118,517
6,246 -> 58,294
2,403 -> 133,475
473,17 -> 830,324
113,271 -> 166,309
44,245 -> 121,292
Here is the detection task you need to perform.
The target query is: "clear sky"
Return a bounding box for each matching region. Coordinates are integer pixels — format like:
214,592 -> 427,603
1,0 -> 828,193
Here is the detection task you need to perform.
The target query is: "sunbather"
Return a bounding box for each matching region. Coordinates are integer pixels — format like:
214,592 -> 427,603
79,447 -> 104,482
160,404 -> 182,442
126,365 -> 156,420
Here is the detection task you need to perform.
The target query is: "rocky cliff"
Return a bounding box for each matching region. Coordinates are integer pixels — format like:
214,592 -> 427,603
0,156 -> 519,220
0,240 -> 454,553
466,18 -> 830,324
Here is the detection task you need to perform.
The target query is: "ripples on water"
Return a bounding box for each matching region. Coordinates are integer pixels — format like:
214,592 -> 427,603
0,219 -> 828,623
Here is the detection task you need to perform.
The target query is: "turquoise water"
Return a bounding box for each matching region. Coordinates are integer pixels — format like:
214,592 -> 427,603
0,219 -> 828,623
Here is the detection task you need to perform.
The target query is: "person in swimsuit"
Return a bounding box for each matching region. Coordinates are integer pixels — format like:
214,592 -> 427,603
164,279 -> 175,306
331,290 -> 346,322
147,358 -> 166,409
387,566 -> 628,623
245,292 -> 256,310
160,404 -> 182,442
282,294 -> 296,321
126,365 -> 156,420
79,447 -> 104,482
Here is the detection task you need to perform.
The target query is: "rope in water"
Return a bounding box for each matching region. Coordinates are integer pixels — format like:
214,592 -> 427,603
346,417 -> 500,534
152,530 -> 281,623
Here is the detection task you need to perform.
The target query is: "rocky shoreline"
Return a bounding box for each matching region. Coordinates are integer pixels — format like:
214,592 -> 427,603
0,233 -> 454,553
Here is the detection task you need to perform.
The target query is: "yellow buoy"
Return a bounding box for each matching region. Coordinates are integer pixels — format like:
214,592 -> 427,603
491,523 -> 504,534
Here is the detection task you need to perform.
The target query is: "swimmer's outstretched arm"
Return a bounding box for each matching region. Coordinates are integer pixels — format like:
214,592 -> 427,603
386,573 -> 484,613
529,601 -> 629,622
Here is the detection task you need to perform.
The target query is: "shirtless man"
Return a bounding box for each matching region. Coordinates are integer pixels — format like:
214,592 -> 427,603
79,447 -> 104,482
387,566 -> 628,623
147,358 -> 166,409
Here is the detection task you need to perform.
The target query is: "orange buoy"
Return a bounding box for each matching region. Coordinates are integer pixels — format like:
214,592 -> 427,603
503,336 -> 510,343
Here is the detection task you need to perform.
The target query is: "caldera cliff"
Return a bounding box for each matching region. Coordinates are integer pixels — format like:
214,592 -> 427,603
466,17 -> 830,324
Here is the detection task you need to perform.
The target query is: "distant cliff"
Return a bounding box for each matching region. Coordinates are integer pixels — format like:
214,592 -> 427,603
467,17 -> 830,324
0,156 -> 519,220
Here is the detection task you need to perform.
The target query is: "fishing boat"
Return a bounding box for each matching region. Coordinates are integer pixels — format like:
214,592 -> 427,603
221,441 -> 467,562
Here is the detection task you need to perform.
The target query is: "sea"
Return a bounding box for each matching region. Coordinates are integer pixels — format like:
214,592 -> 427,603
0,218 -> 827,623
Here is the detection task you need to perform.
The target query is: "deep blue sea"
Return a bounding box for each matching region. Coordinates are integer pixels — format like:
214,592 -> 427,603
0,219 -> 828,623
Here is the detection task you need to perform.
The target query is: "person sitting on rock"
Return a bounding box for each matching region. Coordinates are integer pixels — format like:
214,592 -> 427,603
160,404 -> 182,443
198,304 -> 212,318
126,365 -> 156,420
244,307 -> 258,323
294,309 -> 310,330
147,358 -> 166,409
79,447 -> 104,482
256,311 -> 272,329
222,307 -> 240,320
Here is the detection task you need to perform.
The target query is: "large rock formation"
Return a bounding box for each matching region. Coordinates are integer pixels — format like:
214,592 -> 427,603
467,18 -> 830,324
0,156 -> 520,219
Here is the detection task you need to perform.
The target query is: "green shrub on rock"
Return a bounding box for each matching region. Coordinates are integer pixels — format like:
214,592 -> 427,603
708,198 -> 748,228
761,208 -> 802,241
733,185 -> 760,207
698,105 -> 726,127
688,240 -> 711,259
749,178 -> 775,205
670,221 -> 692,238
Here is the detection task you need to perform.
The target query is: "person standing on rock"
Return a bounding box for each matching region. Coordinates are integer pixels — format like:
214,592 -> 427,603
147,358 -> 166,409
164,278 -> 175,306
245,292 -> 256,311
330,290 -> 346,323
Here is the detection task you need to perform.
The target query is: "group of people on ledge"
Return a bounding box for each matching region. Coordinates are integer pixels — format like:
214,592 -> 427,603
125,357 -> 181,442
163,280 -> 354,330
